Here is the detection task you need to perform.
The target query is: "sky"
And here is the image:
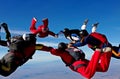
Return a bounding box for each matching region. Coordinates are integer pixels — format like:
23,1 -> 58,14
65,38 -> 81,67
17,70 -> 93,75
0,0 -> 120,79
0,0 -> 120,43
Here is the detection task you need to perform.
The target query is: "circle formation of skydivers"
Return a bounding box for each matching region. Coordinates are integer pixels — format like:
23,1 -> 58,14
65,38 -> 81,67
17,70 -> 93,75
0,18 -> 119,79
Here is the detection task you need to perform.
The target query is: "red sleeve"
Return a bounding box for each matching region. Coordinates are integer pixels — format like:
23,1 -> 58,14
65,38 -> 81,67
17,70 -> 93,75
48,31 -> 56,37
39,45 -> 61,56
50,49 -> 61,56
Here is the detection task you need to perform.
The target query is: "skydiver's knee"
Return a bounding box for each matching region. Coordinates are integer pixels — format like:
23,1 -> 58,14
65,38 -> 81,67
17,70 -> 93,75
102,67 -> 109,72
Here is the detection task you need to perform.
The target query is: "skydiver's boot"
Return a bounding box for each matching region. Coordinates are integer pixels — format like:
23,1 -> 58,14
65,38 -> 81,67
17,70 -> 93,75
83,19 -> 89,25
30,17 -> 37,31
92,22 -> 99,27
32,17 -> 37,25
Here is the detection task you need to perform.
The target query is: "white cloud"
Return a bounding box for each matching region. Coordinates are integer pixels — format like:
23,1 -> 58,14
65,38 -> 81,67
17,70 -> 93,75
1,29 -> 30,35
10,30 -> 30,35
36,41 -> 58,47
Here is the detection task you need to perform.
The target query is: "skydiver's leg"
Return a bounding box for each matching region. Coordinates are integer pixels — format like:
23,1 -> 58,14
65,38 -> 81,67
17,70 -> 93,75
0,23 -> 11,43
96,47 -> 112,72
0,53 -> 17,76
30,17 -> 37,33
81,19 -> 88,30
91,22 -> 99,33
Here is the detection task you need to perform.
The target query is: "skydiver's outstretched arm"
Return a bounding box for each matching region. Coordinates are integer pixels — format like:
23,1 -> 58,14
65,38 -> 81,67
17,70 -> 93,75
112,49 -> 120,57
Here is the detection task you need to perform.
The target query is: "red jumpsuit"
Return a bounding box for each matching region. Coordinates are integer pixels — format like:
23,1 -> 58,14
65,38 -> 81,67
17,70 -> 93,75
30,18 -> 56,38
40,45 -> 112,79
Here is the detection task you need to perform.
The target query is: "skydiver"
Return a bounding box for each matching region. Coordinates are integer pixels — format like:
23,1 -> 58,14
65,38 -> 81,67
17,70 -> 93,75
59,19 -> 89,41
37,42 -> 112,79
90,22 -> 120,58
0,23 -> 44,76
30,17 -> 58,38
67,21 -> 120,59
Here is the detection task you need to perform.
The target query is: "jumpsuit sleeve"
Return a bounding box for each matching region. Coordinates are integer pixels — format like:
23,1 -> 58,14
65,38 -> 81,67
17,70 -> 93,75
112,49 -> 120,57
35,44 -> 61,56
72,41 -> 86,47
48,31 -> 56,37
50,49 -> 62,56
35,44 -> 53,52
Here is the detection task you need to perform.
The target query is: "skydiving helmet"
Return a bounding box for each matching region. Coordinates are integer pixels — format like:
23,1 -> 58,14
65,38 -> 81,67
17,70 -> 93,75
58,42 -> 67,51
63,28 -> 70,36
22,34 -> 30,40
22,33 -> 36,41
63,28 -> 69,32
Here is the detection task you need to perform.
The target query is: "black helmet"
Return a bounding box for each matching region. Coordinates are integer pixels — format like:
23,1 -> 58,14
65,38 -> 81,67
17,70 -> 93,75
62,28 -> 71,39
63,28 -> 69,32
63,28 -> 70,35
79,30 -> 89,37
22,33 -> 36,42
58,42 -> 67,50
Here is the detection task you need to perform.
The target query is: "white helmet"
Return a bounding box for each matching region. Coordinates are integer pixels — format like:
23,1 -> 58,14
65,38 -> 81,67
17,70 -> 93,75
22,33 -> 29,40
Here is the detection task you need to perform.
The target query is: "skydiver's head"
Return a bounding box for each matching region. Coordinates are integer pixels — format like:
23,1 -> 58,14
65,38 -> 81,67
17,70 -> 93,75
63,28 -> 69,32
22,34 -> 29,41
63,28 -> 70,35
41,26 -> 49,33
58,42 -> 67,51
22,33 -> 36,42
62,28 -> 71,39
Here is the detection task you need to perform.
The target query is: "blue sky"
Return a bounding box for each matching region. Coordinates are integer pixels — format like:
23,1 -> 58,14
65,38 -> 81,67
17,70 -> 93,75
0,0 -> 120,59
